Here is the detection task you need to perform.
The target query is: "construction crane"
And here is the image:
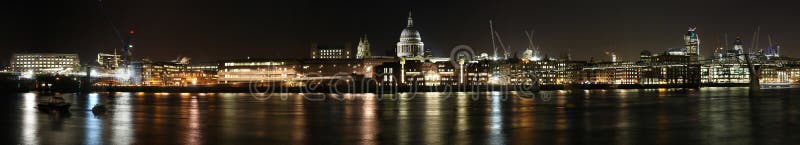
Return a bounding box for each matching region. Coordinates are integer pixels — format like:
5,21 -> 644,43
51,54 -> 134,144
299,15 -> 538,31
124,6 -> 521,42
524,29 -> 541,61
96,0 -> 134,66
488,20 -> 510,60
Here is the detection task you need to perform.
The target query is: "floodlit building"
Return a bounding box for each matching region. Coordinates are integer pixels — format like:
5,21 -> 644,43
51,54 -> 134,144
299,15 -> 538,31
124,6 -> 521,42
11,53 -> 80,74
396,11 -> 425,58
356,35 -> 371,59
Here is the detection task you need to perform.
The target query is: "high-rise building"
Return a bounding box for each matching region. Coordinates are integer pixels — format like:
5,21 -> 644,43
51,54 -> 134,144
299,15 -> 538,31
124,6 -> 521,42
684,27 -> 701,56
396,11 -> 424,58
11,53 -> 80,74
732,33 -> 745,60
356,35 -> 371,59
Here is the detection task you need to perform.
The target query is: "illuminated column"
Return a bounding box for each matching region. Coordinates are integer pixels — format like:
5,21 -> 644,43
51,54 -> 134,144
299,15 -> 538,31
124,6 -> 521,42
400,58 -> 406,84
458,58 -> 465,84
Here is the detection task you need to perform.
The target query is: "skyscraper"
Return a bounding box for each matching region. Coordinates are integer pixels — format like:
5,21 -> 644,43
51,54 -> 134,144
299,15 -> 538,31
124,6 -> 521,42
396,11 -> 424,58
733,33 -> 745,60
684,27 -> 701,56
356,35 -> 370,59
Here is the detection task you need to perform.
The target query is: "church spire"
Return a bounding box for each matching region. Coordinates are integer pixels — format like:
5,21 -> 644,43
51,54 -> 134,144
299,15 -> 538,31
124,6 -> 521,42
407,10 -> 414,27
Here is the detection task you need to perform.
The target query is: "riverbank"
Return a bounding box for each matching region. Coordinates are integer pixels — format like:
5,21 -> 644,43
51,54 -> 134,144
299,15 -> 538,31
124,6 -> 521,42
89,83 -> 751,93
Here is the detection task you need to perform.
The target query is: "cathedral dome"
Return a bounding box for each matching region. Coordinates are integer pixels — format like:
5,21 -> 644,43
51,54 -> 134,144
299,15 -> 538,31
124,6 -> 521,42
400,27 -> 421,42
399,14 -> 421,42
396,11 -> 425,57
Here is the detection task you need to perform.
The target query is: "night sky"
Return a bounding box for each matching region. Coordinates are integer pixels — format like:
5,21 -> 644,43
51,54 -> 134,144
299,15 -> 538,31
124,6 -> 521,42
1,0 -> 797,65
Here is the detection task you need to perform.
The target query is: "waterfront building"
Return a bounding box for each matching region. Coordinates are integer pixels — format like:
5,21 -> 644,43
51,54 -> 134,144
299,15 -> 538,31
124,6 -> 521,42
311,43 -> 352,59
463,60 -> 491,85
638,52 -> 701,85
373,57 -> 454,87
11,53 -> 80,74
217,58 -> 299,85
185,63 -> 219,85
396,11 -> 425,58
298,59 -> 365,77
583,61 -> 641,85
374,62 -> 401,86
356,35 -> 371,59
700,63 -> 750,84
131,60 -> 186,86
540,60 -> 587,85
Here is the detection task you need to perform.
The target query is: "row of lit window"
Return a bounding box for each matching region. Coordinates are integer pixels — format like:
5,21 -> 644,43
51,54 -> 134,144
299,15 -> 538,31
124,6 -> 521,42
16,65 -> 71,68
223,68 -> 290,72
16,61 -> 74,65
319,49 -> 343,53
16,58 -> 75,61
224,62 -> 286,66
188,66 -> 217,69
16,55 -> 76,58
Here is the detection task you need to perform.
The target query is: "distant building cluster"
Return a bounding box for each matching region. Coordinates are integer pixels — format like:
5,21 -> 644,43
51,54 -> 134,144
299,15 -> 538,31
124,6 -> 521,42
5,12 -> 799,88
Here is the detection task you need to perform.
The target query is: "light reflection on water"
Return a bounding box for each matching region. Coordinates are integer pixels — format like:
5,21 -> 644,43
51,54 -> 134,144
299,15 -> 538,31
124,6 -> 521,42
22,93 -> 38,145
112,92 -> 133,145
5,87 -> 800,145
85,93 -> 100,145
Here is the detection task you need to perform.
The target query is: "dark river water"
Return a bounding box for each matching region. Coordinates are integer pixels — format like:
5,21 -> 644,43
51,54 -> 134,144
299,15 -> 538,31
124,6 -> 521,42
2,87 -> 800,145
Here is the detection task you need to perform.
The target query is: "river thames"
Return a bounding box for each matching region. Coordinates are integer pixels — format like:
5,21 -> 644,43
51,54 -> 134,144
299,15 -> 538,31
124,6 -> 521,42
2,87 -> 799,145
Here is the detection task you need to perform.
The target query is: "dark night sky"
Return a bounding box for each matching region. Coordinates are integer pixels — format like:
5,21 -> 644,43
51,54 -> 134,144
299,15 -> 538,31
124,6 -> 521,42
1,0 -> 797,65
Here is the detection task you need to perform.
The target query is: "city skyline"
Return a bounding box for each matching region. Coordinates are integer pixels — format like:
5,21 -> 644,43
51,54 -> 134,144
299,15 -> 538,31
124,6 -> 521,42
2,0 -> 798,64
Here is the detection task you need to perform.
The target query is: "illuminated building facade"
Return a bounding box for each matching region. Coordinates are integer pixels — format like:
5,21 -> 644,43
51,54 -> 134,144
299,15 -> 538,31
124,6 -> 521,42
217,59 -> 298,84
374,58 -> 455,87
131,60 -> 186,86
11,53 -> 80,74
583,62 -> 640,85
311,44 -> 352,59
637,53 -> 701,85
533,59 -> 586,85
185,63 -> 219,85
